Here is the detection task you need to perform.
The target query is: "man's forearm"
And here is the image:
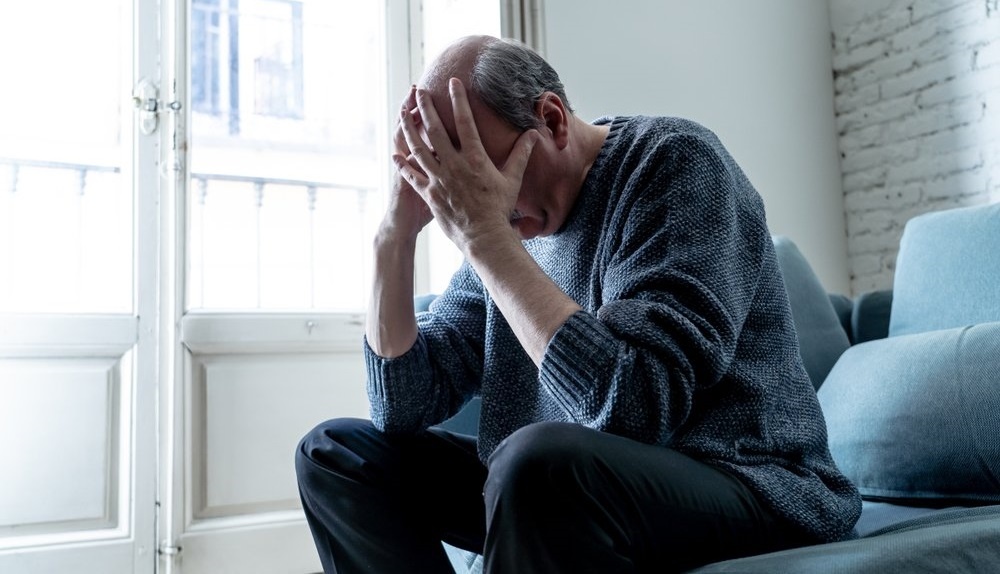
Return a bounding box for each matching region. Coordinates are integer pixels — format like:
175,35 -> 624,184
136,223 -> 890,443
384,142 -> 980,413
465,227 -> 582,368
366,231 -> 419,358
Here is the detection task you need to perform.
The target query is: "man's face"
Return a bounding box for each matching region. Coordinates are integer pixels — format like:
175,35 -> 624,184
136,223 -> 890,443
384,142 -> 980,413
415,85 -> 555,240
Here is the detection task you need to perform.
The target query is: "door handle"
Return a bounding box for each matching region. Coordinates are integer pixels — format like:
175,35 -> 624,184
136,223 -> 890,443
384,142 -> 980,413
132,78 -> 160,135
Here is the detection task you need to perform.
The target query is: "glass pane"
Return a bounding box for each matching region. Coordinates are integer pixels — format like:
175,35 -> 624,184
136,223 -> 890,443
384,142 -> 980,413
188,0 -> 383,311
421,0 -> 501,295
422,0 -> 502,63
0,1 -> 132,314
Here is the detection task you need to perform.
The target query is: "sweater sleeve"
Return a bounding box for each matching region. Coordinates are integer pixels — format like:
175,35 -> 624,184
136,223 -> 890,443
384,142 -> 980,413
538,130 -> 769,445
366,260 -> 487,434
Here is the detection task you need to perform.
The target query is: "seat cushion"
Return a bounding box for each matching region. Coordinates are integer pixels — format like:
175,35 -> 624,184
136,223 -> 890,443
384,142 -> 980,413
772,236 -> 851,389
817,321 -> 1000,504
890,202 -> 1000,337
688,504 -> 1000,573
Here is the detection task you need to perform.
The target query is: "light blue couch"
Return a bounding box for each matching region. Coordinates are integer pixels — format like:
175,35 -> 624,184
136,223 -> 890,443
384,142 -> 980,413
428,202 -> 1000,572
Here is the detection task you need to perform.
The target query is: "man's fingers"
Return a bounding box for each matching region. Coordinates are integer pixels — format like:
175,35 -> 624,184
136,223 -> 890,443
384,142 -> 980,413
393,85 -> 419,154
398,107 -> 440,173
502,129 -> 540,180
403,84 -> 417,112
448,78 -> 483,151
414,88 -> 457,160
392,153 -> 429,191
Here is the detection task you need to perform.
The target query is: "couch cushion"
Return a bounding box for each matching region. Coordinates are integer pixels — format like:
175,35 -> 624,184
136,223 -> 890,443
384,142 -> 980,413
414,293 -> 437,313
890,202 -> 1000,337
852,289 -> 892,344
772,236 -> 851,389
829,293 -> 854,344
817,321 -> 1000,504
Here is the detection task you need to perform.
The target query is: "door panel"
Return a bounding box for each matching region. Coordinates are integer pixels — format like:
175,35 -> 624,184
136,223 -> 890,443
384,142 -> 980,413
192,352 -> 367,520
0,317 -> 148,572
177,350 -> 366,573
0,357 -> 123,533
172,314 -> 368,573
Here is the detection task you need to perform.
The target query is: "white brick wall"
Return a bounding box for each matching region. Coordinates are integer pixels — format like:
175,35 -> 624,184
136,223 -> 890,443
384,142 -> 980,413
830,0 -> 1000,293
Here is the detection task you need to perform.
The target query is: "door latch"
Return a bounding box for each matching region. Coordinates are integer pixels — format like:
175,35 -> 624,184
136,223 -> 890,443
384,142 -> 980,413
132,79 -> 182,136
132,78 -> 160,135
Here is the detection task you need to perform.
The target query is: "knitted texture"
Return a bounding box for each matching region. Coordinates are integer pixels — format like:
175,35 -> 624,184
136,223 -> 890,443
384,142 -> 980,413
365,116 -> 861,543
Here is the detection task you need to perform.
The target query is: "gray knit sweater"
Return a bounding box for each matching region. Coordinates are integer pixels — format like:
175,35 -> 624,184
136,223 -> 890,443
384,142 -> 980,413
365,115 -> 861,543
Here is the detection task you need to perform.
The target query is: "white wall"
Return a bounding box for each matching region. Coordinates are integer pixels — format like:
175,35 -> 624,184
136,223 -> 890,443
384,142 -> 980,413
542,0 -> 850,294
830,0 -> 1000,293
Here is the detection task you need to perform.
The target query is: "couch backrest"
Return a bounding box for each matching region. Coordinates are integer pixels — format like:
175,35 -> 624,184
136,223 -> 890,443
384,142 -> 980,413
772,235 -> 852,389
889,202 -> 1000,337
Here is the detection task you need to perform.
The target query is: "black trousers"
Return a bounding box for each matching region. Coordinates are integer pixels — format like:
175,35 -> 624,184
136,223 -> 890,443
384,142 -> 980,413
295,418 -> 807,574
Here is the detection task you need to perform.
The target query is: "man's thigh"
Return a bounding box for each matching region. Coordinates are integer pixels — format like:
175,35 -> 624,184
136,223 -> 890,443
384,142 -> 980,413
486,422 -> 793,571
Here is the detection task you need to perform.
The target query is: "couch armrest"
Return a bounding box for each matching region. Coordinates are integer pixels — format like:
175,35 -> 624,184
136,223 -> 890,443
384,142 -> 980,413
818,320 -> 1000,505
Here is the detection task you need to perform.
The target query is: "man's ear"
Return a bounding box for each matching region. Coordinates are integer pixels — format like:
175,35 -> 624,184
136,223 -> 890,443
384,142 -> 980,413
535,92 -> 569,150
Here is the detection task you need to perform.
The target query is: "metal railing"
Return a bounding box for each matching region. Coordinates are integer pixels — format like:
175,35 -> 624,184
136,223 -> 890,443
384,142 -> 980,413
187,170 -> 377,310
0,158 -> 120,195
1,157 -> 378,312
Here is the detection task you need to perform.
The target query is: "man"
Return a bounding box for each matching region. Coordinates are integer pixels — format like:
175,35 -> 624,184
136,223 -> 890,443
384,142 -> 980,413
296,35 -> 860,573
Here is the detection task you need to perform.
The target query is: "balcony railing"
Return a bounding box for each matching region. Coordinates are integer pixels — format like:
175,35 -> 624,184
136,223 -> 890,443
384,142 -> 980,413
1,157 -> 120,194
0,158 -> 378,313
188,171 -> 378,311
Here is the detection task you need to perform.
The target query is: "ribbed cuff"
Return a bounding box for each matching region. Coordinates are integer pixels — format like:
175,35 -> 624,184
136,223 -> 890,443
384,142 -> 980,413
363,335 -> 429,430
539,311 -> 618,414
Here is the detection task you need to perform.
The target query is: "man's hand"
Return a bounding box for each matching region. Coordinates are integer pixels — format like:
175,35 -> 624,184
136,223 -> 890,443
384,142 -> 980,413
393,78 -> 538,254
381,87 -> 433,244
389,78 -> 580,368
365,88 -> 431,359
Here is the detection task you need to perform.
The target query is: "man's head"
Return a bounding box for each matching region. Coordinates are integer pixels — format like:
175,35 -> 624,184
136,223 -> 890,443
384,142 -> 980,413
415,35 -> 599,239
420,36 -> 573,133
470,37 -> 573,131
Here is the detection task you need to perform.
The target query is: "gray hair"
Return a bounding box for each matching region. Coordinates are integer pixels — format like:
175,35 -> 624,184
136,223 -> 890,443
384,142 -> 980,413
470,39 -> 573,131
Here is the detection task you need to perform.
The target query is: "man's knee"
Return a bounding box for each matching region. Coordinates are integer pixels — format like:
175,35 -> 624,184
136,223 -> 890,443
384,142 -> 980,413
295,417 -> 376,486
485,422 -> 595,505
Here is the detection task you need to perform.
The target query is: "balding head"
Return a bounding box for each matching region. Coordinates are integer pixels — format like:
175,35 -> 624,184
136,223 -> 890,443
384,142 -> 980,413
419,35 -> 573,142
404,36 -> 604,240
420,35 -> 497,96
416,36 -> 497,151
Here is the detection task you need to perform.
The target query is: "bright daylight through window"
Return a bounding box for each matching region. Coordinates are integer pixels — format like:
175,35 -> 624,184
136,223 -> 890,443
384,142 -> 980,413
0,1 -> 131,314
187,0 -> 383,311
0,0 -> 498,315
187,0 -> 499,312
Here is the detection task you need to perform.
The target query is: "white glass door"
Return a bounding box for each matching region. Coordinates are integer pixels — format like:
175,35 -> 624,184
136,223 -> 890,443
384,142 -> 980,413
163,2 -> 391,572
0,1 -> 160,573
164,1 -> 500,572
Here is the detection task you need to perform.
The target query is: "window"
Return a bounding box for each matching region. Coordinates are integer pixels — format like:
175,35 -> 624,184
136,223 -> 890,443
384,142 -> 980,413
0,0 -> 132,314
187,0 -> 384,311
187,0 -> 501,311
421,0 -> 503,295
191,0 -> 306,131
0,1 -> 511,570
251,0 -> 304,119
191,0 -> 222,115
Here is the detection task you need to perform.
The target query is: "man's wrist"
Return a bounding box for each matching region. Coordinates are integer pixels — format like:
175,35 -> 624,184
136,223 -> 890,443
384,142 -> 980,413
460,221 -> 521,259
374,221 -> 420,254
